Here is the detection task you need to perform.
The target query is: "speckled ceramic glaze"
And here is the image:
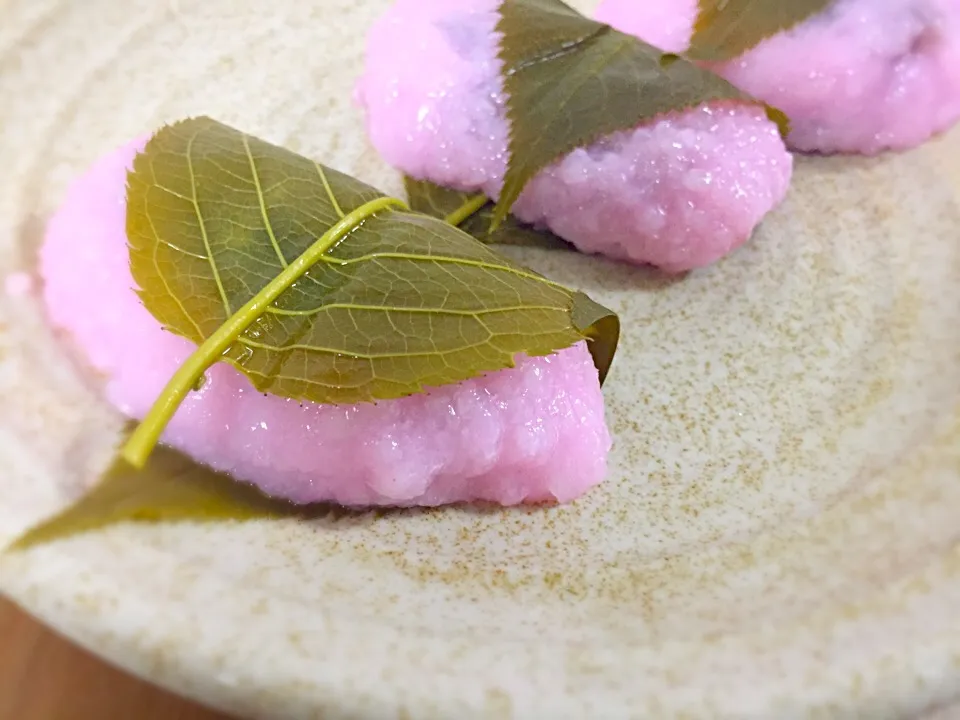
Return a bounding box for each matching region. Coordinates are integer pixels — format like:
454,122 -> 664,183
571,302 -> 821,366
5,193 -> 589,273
1,1 -> 959,718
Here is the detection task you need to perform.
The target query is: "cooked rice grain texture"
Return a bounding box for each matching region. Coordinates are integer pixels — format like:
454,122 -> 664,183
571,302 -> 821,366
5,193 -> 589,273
39,138 -> 611,508
596,0 -> 960,155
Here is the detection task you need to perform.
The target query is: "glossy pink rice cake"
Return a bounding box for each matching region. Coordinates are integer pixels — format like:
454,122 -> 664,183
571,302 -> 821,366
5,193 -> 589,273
39,138 -> 611,508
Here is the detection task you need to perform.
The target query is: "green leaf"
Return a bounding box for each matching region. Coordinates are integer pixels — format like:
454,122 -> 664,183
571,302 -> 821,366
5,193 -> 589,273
493,0 -> 786,224
122,117 -> 619,467
403,176 -> 616,382
403,176 -> 572,251
6,441 -> 292,552
688,0 -> 834,62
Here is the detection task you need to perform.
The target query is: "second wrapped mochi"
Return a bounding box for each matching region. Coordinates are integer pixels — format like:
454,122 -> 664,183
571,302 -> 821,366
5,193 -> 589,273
355,0 -> 793,273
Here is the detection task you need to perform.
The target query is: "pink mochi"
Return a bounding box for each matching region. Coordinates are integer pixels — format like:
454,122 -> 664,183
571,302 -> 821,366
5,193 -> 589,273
355,0 -> 793,273
39,137 -> 611,507
595,0 -> 960,155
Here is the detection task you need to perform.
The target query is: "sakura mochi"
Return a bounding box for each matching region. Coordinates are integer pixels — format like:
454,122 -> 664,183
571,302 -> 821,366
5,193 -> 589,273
39,138 -> 611,508
355,0 -> 793,273
596,0 -> 960,155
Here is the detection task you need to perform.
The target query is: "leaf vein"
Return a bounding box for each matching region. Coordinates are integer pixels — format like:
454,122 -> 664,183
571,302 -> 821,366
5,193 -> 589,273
319,252 -> 566,292
243,134 -> 288,268
315,163 -> 345,218
265,303 -> 565,318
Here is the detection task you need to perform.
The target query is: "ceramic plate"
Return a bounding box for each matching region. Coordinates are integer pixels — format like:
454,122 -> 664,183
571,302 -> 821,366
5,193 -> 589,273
2,0 -> 959,717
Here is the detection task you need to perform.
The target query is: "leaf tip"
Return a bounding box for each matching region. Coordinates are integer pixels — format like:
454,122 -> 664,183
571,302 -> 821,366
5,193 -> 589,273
766,105 -> 791,139
488,202 -> 510,233
569,291 -> 620,387
659,53 -> 681,68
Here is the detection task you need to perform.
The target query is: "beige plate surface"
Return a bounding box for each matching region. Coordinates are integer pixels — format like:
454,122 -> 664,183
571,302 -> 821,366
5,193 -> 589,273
2,1 -> 960,718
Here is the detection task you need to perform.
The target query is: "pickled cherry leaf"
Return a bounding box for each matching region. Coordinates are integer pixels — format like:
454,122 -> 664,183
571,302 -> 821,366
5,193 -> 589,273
494,0 -> 785,224
6,442 -> 291,552
403,176 -> 572,251
121,117 -> 619,466
689,0 -> 834,62
403,176 -> 615,381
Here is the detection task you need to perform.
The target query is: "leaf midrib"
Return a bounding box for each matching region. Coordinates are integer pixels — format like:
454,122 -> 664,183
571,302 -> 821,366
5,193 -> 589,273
123,194 -> 409,468
506,24 -> 612,75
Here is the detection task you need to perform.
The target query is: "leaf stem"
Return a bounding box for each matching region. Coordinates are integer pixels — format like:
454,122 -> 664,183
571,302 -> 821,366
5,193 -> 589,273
121,196 -> 408,469
443,193 -> 489,228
